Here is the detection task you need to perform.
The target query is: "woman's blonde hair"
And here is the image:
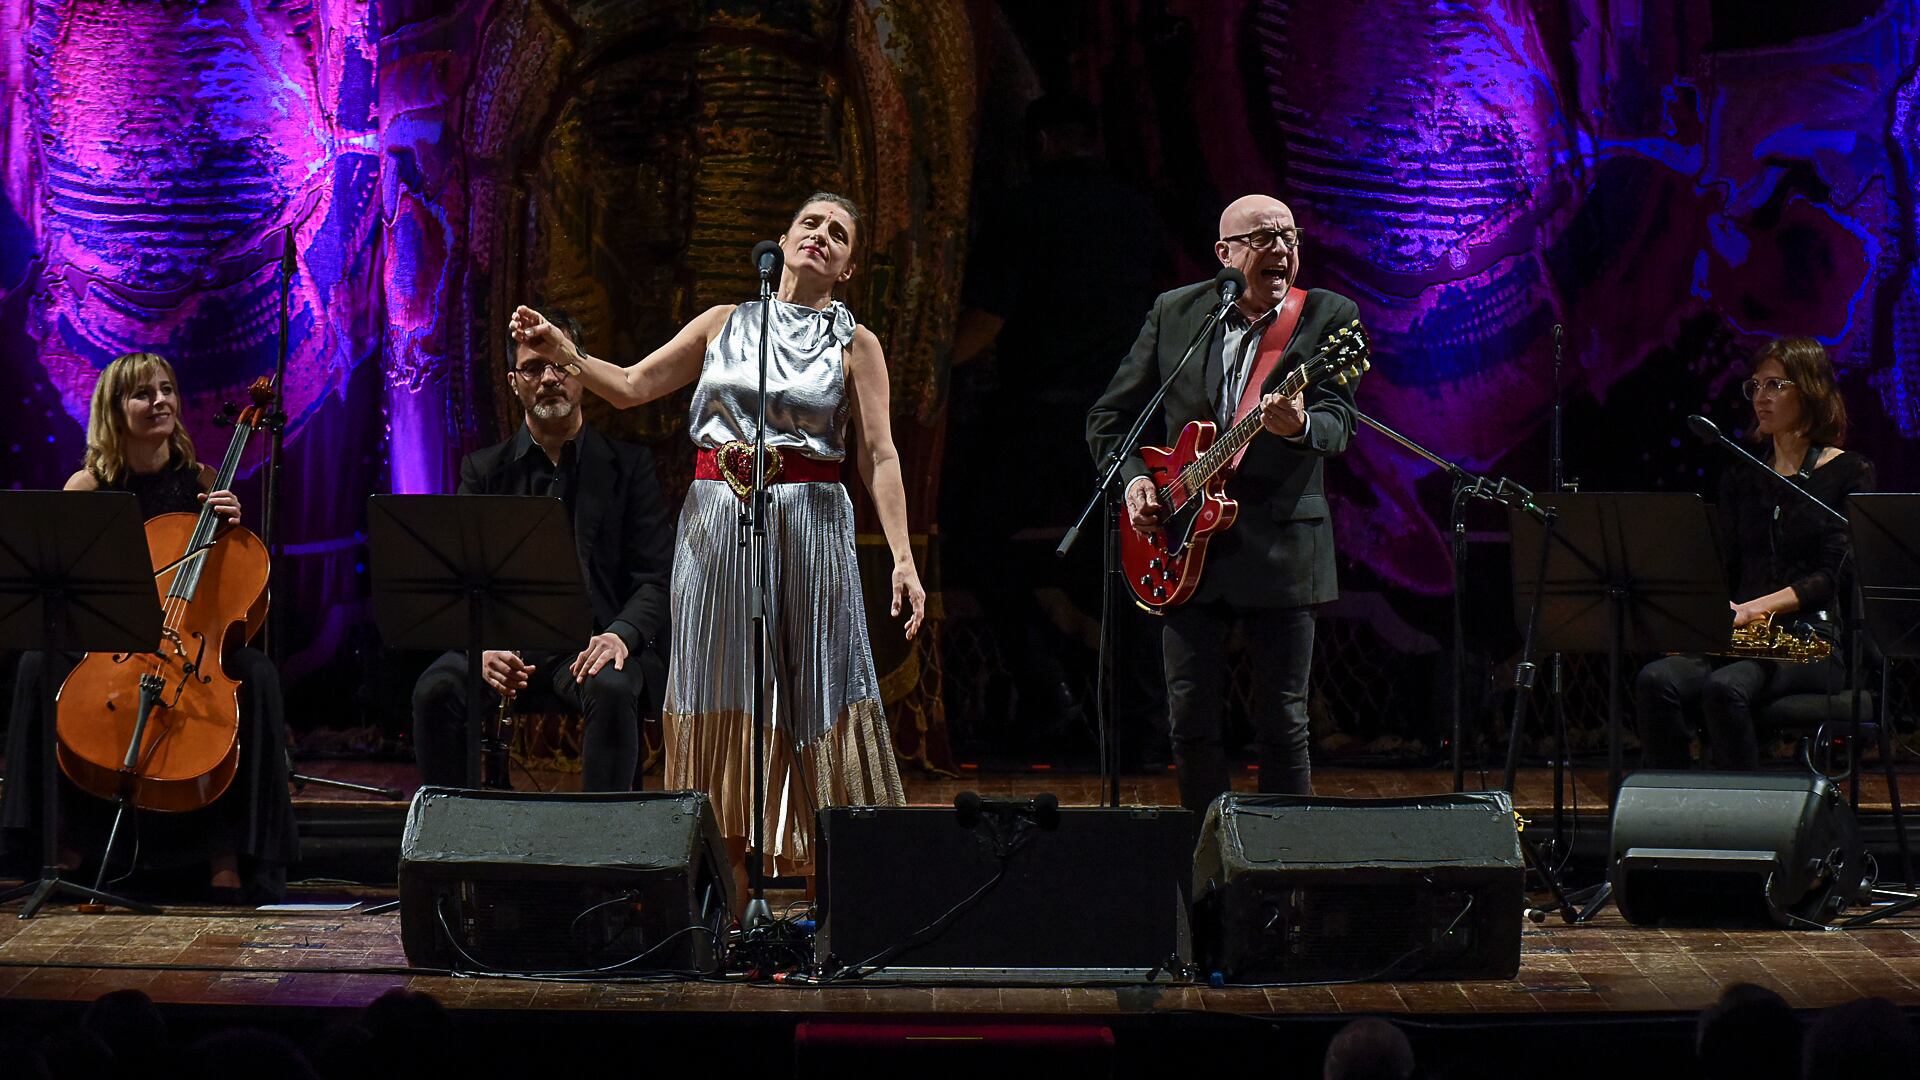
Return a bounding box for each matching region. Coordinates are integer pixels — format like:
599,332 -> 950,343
83,353 -> 198,484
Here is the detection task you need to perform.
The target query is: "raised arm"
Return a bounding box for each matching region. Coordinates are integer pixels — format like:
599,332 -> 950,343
509,304 -> 729,409
845,326 -> 925,640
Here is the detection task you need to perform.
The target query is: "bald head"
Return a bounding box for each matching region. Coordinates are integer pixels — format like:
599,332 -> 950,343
1219,194 -> 1293,240
1215,194 -> 1302,313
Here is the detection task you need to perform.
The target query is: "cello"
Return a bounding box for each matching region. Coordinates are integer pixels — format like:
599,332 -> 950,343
55,377 -> 276,814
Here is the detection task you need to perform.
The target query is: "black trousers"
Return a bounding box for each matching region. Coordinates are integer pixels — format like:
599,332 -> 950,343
411,650 -> 643,791
1635,654 -> 1840,770
1,648 -> 298,901
1162,602 -> 1316,814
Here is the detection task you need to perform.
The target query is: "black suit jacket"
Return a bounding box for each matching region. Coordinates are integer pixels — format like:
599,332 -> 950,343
1086,281 -> 1359,608
458,424 -> 674,717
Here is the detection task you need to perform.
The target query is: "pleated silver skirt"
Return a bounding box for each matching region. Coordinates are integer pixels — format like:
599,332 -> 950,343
663,478 -> 904,874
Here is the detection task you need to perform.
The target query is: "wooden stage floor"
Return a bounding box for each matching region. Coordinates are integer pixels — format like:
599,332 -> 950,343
0,894 -> 1919,1021
284,758 -> 1920,814
4,761 -> 1920,1075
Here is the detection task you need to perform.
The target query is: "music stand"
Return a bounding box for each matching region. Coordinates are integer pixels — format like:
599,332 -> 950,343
1509,494 -> 1732,797
1846,494 -> 1920,894
0,492 -> 163,917
369,495 -> 591,788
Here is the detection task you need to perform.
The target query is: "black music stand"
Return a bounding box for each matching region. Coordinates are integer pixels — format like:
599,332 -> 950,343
1509,493 -> 1732,796
0,492 -> 163,917
369,495 -> 591,788
1845,493 -> 1920,898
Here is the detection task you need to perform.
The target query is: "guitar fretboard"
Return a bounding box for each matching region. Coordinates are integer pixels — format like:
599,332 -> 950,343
1161,366 -> 1311,507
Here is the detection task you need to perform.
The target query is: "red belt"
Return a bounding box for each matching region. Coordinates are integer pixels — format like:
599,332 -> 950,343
696,442 -> 841,499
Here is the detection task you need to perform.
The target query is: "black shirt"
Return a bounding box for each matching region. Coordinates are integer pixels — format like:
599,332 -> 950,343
1717,447 -> 1875,615
104,462 -> 203,520
496,426 -> 581,519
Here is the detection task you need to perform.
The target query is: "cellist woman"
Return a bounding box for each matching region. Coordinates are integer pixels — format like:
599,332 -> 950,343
0,353 -> 298,903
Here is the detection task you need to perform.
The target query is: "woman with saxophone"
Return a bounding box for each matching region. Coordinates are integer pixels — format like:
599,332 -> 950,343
1635,338 -> 1874,770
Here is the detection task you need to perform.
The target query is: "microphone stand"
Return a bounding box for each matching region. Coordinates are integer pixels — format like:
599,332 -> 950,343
742,250 -> 779,929
1353,409 -> 1577,920
220,226 -> 377,802
1060,281 -> 1241,808
261,225 -> 294,660
1351,412 -> 1505,792
1546,325 -> 1570,861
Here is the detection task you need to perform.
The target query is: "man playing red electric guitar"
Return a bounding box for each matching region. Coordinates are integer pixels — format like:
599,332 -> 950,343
1085,194 -> 1360,814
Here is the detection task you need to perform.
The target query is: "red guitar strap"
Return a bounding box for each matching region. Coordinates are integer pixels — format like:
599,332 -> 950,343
1228,287 -> 1308,470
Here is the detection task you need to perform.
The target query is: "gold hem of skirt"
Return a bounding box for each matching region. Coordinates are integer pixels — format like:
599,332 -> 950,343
663,698 -> 905,877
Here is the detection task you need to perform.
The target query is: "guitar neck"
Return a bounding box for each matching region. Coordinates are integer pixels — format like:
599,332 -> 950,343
1178,366 -> 1310,495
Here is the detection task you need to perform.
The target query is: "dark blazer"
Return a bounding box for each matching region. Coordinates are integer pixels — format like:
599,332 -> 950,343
1086,280 -> 1359,608
458,424 -> 674,718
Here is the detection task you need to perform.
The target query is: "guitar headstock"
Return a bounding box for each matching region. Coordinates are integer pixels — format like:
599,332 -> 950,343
1302,320 -> 1371,389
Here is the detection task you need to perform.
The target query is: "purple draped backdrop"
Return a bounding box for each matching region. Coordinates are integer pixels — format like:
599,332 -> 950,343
1,0 -> 1915,734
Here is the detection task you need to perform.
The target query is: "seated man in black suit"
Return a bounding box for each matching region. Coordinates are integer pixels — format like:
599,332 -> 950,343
411,311 -> 673,790
1087,193 -> 1359,814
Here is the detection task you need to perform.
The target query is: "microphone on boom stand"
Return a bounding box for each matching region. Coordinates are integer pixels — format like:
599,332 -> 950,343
1211,265 -> 1247,314
1686,413 -> 1845,523
752,240 -> 783,299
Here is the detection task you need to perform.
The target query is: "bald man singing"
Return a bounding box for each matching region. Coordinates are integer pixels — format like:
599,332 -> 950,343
1086,195 -> 1360,813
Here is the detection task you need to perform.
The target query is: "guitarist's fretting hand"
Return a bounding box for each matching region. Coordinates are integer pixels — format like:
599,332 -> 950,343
1260,390 -> 1307,437
1125,477 -> 1165,537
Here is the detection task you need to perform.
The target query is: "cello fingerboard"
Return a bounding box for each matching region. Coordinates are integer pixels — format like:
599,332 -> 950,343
167,418 -> 256,604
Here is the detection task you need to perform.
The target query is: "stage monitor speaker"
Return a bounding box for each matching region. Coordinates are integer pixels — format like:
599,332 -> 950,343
814,804 -> 1194,979
399,787 -> 733,973
1608,771 -> 1865,928
1193,792 -> 1524,983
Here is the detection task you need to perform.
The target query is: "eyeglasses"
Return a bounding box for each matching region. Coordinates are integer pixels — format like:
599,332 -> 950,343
1220,227 -> 1304,253
1741,377 -> 1795,399
511,360 -> 570,380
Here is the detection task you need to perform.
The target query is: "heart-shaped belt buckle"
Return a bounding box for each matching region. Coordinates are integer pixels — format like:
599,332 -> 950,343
717,440 -> 782,500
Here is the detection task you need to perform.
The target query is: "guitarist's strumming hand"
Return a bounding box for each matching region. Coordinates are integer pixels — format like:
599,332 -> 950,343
1125,477 -> 1165,537
1260,390 -> 1307,437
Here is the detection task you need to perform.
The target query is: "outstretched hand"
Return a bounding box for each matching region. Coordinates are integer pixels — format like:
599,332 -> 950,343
509,305 -> 576,365
891,560 -> 927,641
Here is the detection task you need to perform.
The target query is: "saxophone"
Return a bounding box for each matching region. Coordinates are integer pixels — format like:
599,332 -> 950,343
1713,614 -> 1834,663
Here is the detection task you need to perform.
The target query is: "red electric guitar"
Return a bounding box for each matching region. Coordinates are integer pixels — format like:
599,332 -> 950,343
1120,321 -> 1369,610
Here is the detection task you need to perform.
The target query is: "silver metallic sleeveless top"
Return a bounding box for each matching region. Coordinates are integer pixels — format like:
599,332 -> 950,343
687,299 -> 856,461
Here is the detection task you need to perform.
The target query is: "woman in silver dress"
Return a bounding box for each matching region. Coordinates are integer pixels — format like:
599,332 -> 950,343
507,193 -> 924,881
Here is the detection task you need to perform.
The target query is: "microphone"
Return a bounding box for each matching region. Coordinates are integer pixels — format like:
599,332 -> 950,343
1214,266 -> 1248,308
1686,413 -> 1721,444
954,791 -> 1061,831
751,240 -> 783,279
1685,413 -> 1846,523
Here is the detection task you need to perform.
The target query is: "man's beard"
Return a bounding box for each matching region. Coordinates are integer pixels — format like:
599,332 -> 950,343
528,397 -> 575,421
